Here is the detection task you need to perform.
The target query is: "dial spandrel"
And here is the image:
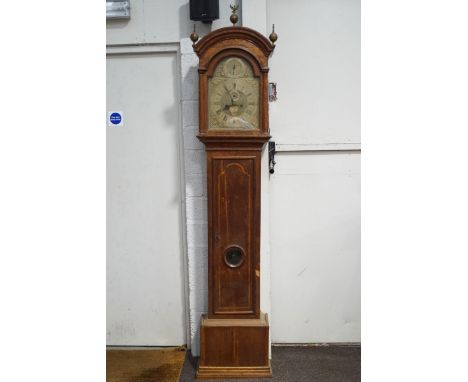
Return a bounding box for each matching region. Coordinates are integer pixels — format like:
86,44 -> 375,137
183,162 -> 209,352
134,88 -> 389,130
208,57 -> 260,131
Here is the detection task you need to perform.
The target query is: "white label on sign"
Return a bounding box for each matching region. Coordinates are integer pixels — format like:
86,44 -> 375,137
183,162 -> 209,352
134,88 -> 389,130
108,111 -> 124,127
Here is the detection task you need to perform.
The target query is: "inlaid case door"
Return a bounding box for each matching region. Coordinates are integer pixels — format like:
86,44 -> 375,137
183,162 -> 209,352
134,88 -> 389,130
209,152 -> 261,318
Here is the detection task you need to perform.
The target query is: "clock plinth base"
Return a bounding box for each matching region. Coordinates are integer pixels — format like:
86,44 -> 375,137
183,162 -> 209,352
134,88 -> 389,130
196,312 -> 272,379
196,365 -> 272,379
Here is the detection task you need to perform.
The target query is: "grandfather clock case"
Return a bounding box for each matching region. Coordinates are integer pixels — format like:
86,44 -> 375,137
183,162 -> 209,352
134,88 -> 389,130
192,20 -> 275,379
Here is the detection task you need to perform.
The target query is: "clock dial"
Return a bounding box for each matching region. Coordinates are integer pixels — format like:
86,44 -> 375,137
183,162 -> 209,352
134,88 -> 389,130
208,57 -> 260,130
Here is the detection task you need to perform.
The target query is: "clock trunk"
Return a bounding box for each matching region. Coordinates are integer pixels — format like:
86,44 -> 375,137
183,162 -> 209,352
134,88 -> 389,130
208,150 -> 261,318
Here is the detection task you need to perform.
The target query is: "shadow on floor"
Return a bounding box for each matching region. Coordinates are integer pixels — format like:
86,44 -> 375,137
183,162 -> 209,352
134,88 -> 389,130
179,345 -> 361,382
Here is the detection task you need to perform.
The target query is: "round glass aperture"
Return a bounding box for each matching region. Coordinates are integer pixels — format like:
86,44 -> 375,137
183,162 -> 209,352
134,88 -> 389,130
224,246 -> 245,268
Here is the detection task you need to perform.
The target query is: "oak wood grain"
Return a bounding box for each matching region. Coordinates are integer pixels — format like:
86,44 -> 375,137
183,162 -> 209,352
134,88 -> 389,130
194,25 -> 274,378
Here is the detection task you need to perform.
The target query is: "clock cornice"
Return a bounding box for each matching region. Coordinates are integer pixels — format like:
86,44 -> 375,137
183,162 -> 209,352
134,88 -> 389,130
193,26 -> 275,59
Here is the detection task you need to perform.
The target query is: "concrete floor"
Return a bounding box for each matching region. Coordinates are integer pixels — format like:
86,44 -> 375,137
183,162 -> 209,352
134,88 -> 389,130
179,345 -> 361,382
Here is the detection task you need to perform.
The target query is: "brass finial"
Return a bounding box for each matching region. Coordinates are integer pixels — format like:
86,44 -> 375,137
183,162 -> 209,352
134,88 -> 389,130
269,24 -> 278,44
230,4 -> 239,25
190,23 -> 199,43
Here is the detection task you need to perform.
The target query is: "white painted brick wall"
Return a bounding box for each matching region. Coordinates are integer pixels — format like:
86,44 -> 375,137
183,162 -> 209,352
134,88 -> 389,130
180,38 -> 208,355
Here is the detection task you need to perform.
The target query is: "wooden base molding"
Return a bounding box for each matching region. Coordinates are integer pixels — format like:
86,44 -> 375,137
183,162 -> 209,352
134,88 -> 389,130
196,365 -> 272,379
196,312 -> 272,379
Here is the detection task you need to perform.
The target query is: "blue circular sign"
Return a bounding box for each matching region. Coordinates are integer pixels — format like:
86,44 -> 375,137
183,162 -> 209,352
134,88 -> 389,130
110,112 -> 122,125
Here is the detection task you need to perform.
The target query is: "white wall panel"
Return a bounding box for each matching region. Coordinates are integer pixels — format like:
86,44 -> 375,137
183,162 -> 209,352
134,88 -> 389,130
106,0 -> 146,45
265,0 -> 361,344
106,52 -> 186,345
106,0 -> 238,45
268,0 -> 360,144
270,152 -> 360,343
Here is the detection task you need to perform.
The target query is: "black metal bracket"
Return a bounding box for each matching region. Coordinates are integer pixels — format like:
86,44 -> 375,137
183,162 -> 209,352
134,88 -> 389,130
268,141 -> 276,174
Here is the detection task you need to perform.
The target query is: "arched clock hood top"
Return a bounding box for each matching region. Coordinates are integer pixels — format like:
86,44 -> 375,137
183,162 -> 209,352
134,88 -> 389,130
193,26 -> 275,58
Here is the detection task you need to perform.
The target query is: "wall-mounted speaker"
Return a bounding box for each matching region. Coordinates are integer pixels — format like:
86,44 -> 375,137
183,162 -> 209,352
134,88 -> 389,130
190,0 -> 219,23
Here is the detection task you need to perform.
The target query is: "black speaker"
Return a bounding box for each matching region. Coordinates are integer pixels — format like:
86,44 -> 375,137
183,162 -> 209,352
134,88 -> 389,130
190,0 -> 219,23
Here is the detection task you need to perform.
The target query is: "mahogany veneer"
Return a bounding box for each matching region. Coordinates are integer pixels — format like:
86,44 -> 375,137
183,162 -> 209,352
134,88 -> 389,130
193,25 -> 275,379
197,313 -> 271,379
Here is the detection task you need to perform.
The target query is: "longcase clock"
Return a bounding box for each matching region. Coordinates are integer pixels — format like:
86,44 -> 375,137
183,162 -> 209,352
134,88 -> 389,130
191,10 -> 276,379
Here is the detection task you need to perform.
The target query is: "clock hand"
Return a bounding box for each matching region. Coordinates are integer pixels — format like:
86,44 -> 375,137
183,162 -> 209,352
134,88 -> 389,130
223,83 -> 234,104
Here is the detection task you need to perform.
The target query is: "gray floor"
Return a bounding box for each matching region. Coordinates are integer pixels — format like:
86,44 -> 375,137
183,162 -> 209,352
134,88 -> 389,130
179,345 -> 361,382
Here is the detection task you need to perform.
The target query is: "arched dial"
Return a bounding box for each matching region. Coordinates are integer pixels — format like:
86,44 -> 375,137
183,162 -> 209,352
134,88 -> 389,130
208,57 -> 260,130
